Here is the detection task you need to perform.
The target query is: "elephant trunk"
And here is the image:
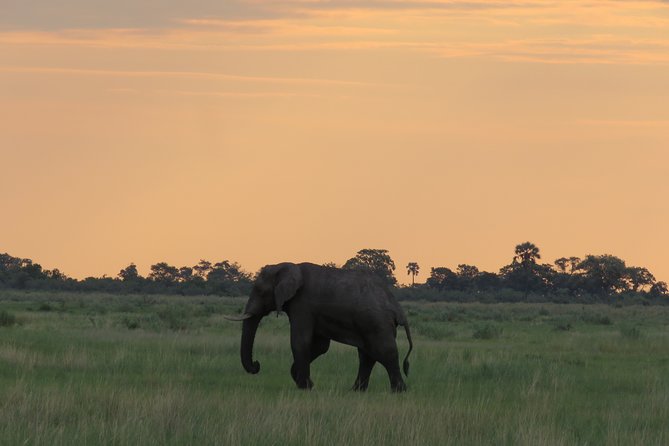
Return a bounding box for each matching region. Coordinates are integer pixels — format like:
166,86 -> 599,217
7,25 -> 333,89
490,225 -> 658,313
241,314 -> 262,374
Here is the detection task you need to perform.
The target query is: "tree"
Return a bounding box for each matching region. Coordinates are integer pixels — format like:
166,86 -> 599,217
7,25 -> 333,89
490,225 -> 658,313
514,242 -> 541,266
475,271 -> 500,290
624,266 -> 656,293
554,257 -> 569,273
45,268 -> 66,280
568,257 -> 582,274
207,260 -> 249,283
118,263 -> 140,281
455,264 -> 480,291
426,267 -> 456,291
193,260 -> 212,279
406,262 -> 420,286
576,255 -> 628,296
207,260 -> 252,295
178,266 -> 194,283
457,264 -> 479,279
148,262 -> 180,284
343,249 -> 397,286
650,281 -> 668,298
502,242 -> 551,299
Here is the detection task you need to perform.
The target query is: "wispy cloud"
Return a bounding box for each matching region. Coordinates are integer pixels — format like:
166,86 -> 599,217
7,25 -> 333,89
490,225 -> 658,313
2,1 -> 669,66
0,65 -> 392,87
431,37 -> 669,65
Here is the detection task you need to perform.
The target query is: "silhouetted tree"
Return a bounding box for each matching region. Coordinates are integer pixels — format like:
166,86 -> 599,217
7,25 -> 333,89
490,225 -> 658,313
650,281 -> 668,298
343,249 -> 397,286
475,271 -> 500,291
554,257 -> 569,273
502,242 -> 552,299
426,267 -> 456,291
447,264 -> 478,291
514,242 -> 541,265
118,263 -> 140,281
44,268 -> 66,280
178,266 -> 194,283
406,262 -> 420,286
624,266 -> 656,292
193,260 -> 212,279
568,257 -> 582,274
148,262 -> 180,284
576,255 -> 628,296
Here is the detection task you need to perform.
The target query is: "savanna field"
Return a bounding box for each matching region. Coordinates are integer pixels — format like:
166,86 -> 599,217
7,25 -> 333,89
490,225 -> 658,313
1,292 -> 668,445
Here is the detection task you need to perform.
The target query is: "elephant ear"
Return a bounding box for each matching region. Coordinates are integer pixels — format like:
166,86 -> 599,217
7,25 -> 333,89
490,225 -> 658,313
274,264 -> 303,312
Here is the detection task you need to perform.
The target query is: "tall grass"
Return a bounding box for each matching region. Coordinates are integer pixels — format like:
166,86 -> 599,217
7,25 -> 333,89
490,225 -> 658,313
1,293 -> 668,445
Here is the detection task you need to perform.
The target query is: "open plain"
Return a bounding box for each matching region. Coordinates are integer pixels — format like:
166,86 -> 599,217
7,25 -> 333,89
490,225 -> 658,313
1,292 -> 668,445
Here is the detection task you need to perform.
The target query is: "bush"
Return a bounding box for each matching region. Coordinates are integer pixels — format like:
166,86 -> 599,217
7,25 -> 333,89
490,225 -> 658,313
123,317 -> 140,330
0,310 -> 17,327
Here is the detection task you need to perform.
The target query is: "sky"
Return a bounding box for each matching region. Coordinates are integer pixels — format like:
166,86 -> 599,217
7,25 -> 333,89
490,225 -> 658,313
1,0 -> 668,283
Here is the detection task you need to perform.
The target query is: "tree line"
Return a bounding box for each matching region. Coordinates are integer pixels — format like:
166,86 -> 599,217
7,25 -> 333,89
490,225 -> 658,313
1,243 -> 667,303
0,254 -> 253,296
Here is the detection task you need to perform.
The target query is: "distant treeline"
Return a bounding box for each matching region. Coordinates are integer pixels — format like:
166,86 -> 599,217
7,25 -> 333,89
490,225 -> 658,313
1,243 -> 667,304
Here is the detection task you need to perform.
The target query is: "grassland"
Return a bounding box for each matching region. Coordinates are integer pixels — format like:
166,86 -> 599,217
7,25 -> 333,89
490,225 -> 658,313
0,291 -> 668,445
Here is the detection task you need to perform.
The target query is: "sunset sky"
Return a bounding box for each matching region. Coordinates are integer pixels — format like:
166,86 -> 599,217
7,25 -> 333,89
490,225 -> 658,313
2,0 -> 668,283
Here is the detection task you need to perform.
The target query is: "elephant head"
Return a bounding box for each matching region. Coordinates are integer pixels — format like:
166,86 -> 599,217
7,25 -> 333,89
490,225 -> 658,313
225,263 -> 303,374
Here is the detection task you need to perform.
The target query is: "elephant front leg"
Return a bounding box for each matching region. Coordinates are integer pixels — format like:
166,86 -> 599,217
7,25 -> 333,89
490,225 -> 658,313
352,348 -> 376,391
290,330 -> 313,390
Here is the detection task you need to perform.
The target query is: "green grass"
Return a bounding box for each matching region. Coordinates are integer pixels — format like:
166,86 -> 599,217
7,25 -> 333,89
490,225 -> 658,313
1,291 -> 668,445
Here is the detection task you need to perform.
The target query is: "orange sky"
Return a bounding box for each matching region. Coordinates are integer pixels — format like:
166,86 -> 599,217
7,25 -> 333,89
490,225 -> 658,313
2,0 -> 668,283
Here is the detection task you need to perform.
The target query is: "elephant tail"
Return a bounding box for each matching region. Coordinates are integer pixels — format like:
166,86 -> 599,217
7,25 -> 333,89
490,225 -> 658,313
402,323 -> 413,377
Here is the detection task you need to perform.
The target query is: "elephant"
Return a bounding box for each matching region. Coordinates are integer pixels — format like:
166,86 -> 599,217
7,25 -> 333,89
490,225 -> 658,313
225,262 -> 413,392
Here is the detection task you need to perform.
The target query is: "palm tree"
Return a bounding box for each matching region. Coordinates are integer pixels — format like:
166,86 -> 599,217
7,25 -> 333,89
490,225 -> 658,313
513,242 -> 541,266
406,262 -> 420,286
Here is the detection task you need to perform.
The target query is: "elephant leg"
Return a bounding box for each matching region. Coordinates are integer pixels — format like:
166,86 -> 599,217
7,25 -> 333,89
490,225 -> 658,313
290,327 -> 314,390
366,334 -> 407,392
379,348 -> 406,392
352,348 -> 376,391
291,336 -> 330,388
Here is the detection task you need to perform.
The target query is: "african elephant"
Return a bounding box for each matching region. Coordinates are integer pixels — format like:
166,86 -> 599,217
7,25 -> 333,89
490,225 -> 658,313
225,262 -> 413,392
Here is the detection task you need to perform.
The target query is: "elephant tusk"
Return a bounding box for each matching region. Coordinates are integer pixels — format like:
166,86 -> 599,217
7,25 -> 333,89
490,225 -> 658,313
223,313 -> 254,321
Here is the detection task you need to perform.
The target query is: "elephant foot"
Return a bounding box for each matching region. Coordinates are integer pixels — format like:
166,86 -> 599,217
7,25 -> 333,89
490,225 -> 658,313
352,380 -> 369,392
297,378 -> 314,390
391,381 -> 407,393
291,364 -> 314,389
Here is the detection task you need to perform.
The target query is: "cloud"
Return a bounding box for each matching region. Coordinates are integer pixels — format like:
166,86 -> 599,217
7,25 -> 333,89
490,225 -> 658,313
431,37 -> 669,65
3,0 -> 669,66
0,65 -> 391,87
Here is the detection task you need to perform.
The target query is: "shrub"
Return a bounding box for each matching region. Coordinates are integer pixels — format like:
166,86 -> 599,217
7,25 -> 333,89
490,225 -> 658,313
123,317 -> 140,330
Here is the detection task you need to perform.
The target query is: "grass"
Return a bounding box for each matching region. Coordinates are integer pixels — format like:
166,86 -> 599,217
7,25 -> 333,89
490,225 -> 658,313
1,291 -> 669,445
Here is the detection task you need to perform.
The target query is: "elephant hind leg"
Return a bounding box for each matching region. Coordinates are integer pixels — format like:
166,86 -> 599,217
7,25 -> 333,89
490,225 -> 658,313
352,348 -> 376,391
379,352 -> 406,392
365,334 -> 406,392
